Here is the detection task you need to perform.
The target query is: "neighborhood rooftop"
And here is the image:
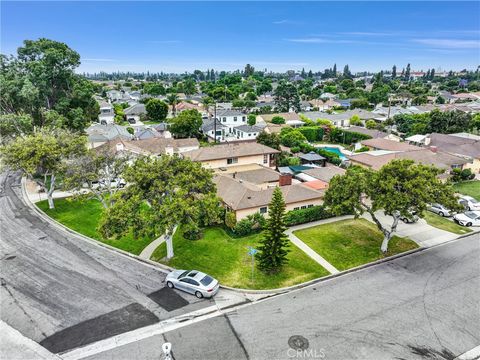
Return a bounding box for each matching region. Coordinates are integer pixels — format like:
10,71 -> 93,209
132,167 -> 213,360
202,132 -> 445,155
182,142 -> 280,162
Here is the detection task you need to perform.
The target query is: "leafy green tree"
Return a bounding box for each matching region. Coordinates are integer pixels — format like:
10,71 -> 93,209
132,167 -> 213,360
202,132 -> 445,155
427,109 -> 472,134
349,114 -> 362,126
146,98 -> 168,122
247,114 -> 256,126
256,187 -> 289,273
274,81 -> 300,112
169,109 -> 202,138
325,160 -> 461,253
62,148 -> 130,208
143,82 -> 166,96
0,39 -> 97,131
256,131 -> 281,150
0,114 -> 34,144
365,119 -> 377,129
271,116 -> 286,124
166,93 -> 180,117
392,65 -> 397,79
98,155 -> 221,258
244,64 -> 255,77
280,128 -> 307,148
1,129 -> 86,208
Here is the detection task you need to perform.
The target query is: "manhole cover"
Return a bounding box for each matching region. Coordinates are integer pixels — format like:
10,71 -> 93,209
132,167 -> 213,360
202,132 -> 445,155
288,335 -> 309,350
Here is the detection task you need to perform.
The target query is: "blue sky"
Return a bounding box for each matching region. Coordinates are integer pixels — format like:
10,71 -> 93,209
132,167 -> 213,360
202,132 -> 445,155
2,1 -> 479,73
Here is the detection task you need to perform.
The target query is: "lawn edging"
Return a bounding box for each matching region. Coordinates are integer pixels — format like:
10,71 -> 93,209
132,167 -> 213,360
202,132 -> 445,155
20,177 -> 174,274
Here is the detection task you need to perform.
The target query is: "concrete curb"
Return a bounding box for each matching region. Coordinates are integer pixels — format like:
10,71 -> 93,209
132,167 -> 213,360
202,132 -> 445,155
20,177 -> 175,274
21,177 -> 480,296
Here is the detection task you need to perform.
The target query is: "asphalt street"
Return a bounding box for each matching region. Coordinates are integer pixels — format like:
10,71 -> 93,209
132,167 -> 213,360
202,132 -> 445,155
85,233 -> 480,360
0,172 -> 212,354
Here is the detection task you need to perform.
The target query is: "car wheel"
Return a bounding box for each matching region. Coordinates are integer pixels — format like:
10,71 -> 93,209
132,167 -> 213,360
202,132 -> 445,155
195,291 -> 203,299
467,222 -> 472,227
439,212 -> 444,217
167,281 -> 174,289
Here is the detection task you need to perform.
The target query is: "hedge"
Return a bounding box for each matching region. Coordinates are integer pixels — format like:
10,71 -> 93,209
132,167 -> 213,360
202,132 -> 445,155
285,205 -> 335,226
298,126 -> 324,142
329,128 -> 371,145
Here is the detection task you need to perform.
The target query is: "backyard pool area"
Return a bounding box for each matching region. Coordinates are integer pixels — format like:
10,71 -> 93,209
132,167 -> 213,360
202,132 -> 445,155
317,146 -> 348,160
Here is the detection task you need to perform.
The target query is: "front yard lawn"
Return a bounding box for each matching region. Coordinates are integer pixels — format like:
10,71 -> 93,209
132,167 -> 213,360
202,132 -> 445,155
36,198 -> 153,255
151,227 -> 329,290
293,219 -> 418,271
453,181 -> 480,200
423,211 -> 472,235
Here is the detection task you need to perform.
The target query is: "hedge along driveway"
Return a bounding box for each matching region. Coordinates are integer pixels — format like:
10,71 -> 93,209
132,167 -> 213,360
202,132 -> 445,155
293,219 -> 418,271
36,198 -> 154,255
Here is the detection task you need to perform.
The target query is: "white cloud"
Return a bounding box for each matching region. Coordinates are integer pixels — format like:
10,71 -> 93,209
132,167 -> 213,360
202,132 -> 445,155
412,38 -> 480,49
273,19 -> 301,25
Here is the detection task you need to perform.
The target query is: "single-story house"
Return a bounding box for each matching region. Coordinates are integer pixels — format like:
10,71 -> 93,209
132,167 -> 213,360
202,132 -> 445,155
300,166 -> 346,183
98,101 -> 115,125
214,173 -> 325,221
124,103 -> 147,124
86,124 -> 133,148
95,137 -> 200,157
232,125 -> 263,140
360,138 -> 422,152
182,142 -> 280,169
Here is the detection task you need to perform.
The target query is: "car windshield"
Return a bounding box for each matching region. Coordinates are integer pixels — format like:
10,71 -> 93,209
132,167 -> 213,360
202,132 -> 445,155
179,270 -> 189,278
464,212 -> 478,219
200,275 -> 214,286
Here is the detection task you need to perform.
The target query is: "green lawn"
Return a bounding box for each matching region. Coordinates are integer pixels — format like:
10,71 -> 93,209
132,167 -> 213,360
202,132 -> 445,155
36,198 -> 153,255
423,211 -> 472,235
454,181 -> 480,200
151,227 -> 329,290
293,219 -> 418,271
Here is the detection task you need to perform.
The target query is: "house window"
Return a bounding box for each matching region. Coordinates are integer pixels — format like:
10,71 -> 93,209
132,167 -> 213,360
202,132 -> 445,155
222,117 -> 226,122
248,133 -> 251,136
308,204 -> 314,208
227,157 -> 238,164
301,206 -> 307,209
451,164 -> 462,169
215,130 -> 222,136
234,117 -> 237,122
294,207 -> 300,211
242,116 -> 246,122
263,154 -> 268,164
259,207 -> 267,214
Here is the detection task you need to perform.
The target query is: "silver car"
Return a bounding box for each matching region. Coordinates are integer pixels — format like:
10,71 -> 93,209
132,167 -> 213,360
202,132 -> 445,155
166,270 -> 219,298
427,203 -> 451,217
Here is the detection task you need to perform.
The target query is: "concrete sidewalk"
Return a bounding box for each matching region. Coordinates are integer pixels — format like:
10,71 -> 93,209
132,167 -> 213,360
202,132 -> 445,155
139,235 -> 165,260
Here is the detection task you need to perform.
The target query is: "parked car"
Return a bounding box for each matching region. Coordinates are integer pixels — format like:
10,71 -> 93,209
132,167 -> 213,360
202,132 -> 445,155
453,211 -> 480,227
166,270 -> 219,298
459,196 -> 480,211
400,211 -> 419,223
427,203 -> 451,217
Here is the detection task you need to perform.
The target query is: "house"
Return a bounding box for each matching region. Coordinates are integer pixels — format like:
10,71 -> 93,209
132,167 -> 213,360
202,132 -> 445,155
98,101 -> 115,125
320,92 -> 336,100
232,125 -> 262,140
182,142 -> 280,169
226,166 -> 282,189
214,173 -> 324,221
299,165 -> 346,183
300,101 -> 313,112
424,133 -> 480,173
215,109 -> 248,132
95,137 -> 200,157
201,118 -> 228,142
106,90 -> 123,102
348,126 -> 389,139
257,112 -> 301,123
86,124 -> 134,148
134,127 -> 162,140
124,103 -> 147,124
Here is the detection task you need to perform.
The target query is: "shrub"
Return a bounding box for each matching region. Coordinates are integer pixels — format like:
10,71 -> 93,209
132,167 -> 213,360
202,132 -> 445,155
451,168 -> 475,182
233,212 -> 266,236
271,116 -> 286,124
225,211 -> 237,229
284,205 -> 335,226
298,126 -> 325,142
355,146 -> 370,153
280,128 -> 307,147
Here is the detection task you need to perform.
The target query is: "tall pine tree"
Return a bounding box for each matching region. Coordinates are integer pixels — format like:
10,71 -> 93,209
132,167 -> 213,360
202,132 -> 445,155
256,187 -> 290,274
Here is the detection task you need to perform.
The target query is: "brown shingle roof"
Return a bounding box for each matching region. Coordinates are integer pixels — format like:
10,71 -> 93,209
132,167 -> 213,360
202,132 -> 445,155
95,138 -> 199,156
182,143 -> 280,162
214,175 -> 324,210
302,166 -> 346,183
428,133 -> 480,159
227,167 -> 280,185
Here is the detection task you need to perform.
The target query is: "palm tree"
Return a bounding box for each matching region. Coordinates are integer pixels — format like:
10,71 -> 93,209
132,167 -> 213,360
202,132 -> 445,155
167,93 -> 179,117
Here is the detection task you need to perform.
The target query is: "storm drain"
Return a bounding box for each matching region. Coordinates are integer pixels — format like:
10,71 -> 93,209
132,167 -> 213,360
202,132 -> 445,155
40,303 -> 159,354
148,287 -> 189,312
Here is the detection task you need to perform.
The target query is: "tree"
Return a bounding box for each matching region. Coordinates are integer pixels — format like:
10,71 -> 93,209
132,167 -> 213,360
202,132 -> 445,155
404,63 -> 411,81
169,109 -> 202,138
343,64 -> 352,79
247,114 -> 256,126
146,98 -> 168,122
143,82 -> 166,96
1,129 -> 86,209
365,119 -> 377,129
392,65 -> 397,79
325,160 -> 461,253
256,187 -> 289,273
333,63 -> 337,77
0,39 -> 98,131
349,114 -> 363,126
257,131 -> 281,150
98,156 -> 221,259
166,93 -> 180,117
62,148 -> 130,208
427,109 -> 472,134
271,116 -> 286,124
280,128 -> 307,147
274,81 -> 300,112
0,114 -> 34,144
244,64 -> 255,77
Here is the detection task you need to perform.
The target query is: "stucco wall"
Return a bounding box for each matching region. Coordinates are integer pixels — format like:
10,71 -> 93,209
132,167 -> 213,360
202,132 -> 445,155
234,198 -> 324,221
201,154 -> 273,169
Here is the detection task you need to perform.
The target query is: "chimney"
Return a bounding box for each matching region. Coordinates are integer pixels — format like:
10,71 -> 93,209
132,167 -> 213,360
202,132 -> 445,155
115,142 -> 124,152
279,173 -> 292,186
165,145 -> 174,155
429,146 -> 438,153
424,137 -> 431,146
233,172 -> 237,179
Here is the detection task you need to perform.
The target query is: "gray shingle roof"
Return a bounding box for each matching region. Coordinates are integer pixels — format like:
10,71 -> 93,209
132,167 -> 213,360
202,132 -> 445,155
124,103 -> 146,115
86,124 -> 133,143
183,142 -> 280,162
234,125 -> 262,133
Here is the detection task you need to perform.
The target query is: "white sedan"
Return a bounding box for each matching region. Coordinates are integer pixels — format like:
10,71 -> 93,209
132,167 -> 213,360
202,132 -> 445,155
166,270 -> 219,298
454,211 -> 480,227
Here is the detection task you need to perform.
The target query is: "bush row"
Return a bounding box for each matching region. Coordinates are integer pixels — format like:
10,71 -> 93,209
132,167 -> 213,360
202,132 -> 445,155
284,205 -> 336,226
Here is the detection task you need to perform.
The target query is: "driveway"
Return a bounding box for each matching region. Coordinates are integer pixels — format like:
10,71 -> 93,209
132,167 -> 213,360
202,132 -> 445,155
0,171 -> 212,354
363,211 -> 458,247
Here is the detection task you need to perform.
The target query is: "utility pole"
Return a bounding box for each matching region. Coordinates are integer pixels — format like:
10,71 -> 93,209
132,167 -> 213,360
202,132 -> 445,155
213,102 -> 217,144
